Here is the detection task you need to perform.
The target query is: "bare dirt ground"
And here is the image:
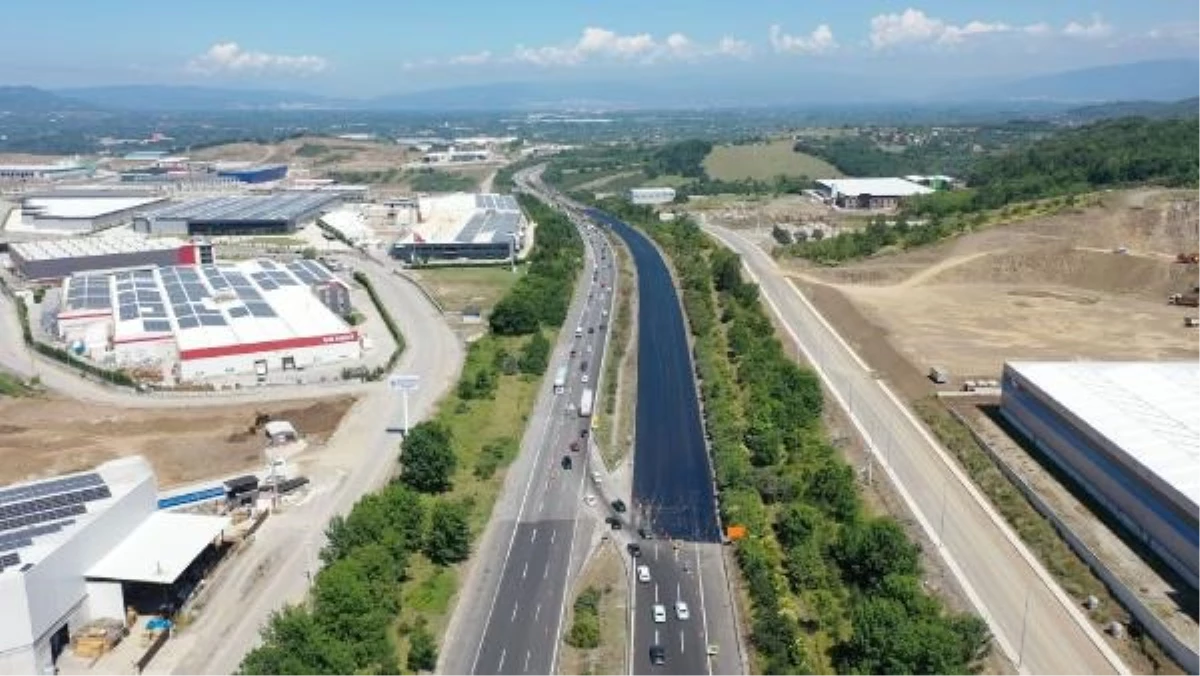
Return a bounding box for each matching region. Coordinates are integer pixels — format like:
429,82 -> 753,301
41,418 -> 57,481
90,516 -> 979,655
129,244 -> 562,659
0,395 -> 356,488
782,189 -> 1199,384
189,135 -> 416,174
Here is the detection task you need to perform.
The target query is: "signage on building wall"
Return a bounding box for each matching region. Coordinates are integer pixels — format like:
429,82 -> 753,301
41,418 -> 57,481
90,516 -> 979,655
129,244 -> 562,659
321,332 -> 358,344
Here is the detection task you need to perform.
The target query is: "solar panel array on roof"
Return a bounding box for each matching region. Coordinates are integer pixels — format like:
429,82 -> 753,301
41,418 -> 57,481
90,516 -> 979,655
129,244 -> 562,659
0,551 -> 19,570
473,194 -> 519,212
0,480 -> 111,534
113,269 -> 168,330
65,275 -> 112,311
160,266 -> 227,329
0,473 -> 104,506
0,520 -> 75,553
456,210 -> 521,244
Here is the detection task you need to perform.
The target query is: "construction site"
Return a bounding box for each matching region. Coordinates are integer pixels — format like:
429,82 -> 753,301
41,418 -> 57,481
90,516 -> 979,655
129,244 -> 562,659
741,187 -> 1200,671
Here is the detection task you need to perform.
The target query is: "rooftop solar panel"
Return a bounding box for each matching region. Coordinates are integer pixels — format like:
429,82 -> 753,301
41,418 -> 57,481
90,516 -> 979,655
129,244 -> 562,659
119,305 -> 138,321
0,504 -> 87,534
199,314 -> 227,327
246,303 -> 276,318
228,306 -> 250,318
259,280 -> 279,291
143,320 -> 172,332
177,316 -> 199,329
0,474 -> 103,507
0,552 -> 19,570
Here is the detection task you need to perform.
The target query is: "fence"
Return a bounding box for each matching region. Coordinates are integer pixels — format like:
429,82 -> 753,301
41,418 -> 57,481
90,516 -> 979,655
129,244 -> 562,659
948,408 -> 1199,674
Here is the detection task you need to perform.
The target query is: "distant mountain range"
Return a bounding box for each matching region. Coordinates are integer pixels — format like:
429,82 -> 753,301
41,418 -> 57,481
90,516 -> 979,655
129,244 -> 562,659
2,58 -> 1196,112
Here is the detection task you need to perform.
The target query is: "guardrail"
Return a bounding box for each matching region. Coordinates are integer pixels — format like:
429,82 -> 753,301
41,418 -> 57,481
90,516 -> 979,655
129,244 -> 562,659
947,408 -> 1199,674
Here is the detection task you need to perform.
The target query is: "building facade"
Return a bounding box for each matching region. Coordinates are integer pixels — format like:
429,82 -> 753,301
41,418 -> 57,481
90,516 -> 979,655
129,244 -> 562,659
1000,361 -> 1199,590
628,187 -> 677,205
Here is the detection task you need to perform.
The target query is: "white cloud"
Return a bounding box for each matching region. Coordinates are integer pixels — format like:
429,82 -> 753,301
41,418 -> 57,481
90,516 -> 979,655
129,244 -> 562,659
187,42 -> 328,75
448,51 -> 492,66
769,24 -> 838,55
1063,14 -> 1113,39
717,36 -> 753,59
1023,22 -> 1051,36
436,26 -> 744,69
868,8 -> 1024,49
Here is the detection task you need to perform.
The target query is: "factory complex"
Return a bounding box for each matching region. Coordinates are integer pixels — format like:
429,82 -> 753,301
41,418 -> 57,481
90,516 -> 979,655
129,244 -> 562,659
12,193 -> 170,234
390,192 -> 527,262
0,457 -> 229,674
57,258 -> 359,381
132,192 -> 342,237
9,235 -> 213,281
814,177 -> 936,209
1000,361 -> 1199,590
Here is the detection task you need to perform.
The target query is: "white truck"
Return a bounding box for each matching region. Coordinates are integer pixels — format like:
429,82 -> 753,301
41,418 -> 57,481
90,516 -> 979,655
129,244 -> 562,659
553,365 -> 568,394
579,387 -> 594,417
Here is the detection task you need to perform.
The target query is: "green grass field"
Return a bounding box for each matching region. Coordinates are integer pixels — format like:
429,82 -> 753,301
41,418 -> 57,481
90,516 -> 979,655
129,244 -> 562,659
412,266 -> 523,314
703,139 -> 842,180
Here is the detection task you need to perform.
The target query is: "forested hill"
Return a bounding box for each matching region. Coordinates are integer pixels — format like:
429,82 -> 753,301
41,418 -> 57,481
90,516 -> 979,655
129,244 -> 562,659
910,116 -> 1198,216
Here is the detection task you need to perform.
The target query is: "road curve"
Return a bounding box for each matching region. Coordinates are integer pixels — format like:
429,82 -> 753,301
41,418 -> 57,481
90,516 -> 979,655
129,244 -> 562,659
704,223 -> 1127,676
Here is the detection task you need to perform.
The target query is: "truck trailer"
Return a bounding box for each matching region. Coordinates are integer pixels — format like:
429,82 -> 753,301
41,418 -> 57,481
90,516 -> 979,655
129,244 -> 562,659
579,387 -> 594,417
553,365 -> 568,394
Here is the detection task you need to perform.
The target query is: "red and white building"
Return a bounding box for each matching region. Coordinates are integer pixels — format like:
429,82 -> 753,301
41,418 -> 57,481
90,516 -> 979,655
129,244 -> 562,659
56,259 -> 362,381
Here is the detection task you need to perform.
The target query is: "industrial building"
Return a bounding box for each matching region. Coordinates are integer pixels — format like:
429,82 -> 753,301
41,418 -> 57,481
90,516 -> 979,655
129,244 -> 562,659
903,174 -> 957,190
814,177 -> 934,209
391,193 -> 526,263
15,194 -> 169,233
628,187 -> 677,205
56,258 -> 360,381
9,236 -> 213,281
1000,361 -> 1199,590
0,160 -> 91,183
0,457 -> 229,675
132,193 -> 342,237
215,164 -> 288,184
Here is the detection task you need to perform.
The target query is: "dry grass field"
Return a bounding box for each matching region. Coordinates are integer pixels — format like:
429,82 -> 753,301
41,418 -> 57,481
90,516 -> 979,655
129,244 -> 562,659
703,139 -> 843,181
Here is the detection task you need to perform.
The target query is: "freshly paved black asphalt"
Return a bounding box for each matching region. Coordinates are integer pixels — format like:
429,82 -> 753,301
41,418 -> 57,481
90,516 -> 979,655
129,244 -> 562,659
588,208 -> 721,544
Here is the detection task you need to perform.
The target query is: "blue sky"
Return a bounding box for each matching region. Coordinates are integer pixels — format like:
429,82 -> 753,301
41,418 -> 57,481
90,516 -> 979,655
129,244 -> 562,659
2,1 -> 1196,96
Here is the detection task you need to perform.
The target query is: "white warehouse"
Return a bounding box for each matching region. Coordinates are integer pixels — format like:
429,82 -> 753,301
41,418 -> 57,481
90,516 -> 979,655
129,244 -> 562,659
57,259 -> 361,381
0,457 -> 229,674
627,187 -> 677,205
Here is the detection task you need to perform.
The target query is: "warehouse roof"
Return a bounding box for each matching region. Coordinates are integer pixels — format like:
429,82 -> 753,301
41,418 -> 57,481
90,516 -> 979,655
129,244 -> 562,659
86,512 -> 229,584
144,193 -> 340,223
398,192 -> 525,246
23,196 -> 167,219
11,234 -> 190,262
816,177 -> 934,197
1006,361 -> 1200,510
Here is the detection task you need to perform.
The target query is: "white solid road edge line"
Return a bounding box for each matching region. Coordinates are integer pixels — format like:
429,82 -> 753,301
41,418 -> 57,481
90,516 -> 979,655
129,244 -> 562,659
710,226 -> 1128,674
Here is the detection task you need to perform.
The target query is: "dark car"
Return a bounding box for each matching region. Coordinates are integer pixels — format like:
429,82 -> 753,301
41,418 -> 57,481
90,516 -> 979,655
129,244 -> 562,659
605,516 -> 622,530
611,499 -> 627,513
561,456 -> 572,470
627,542 -> 642,557
638,527 -> 653,540
580,428 -> 590,439
588,327 -> 595,334
649,645 -> 666,666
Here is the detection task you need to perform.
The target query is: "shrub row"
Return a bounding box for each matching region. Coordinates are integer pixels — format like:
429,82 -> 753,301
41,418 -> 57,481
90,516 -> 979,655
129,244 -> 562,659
352,270 -> 406,377
595,197 -> 990,674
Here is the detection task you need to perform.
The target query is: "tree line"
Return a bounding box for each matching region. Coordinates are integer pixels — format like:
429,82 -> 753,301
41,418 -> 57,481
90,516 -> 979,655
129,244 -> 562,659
240,194 -> 582,674
595,198 -> 991,674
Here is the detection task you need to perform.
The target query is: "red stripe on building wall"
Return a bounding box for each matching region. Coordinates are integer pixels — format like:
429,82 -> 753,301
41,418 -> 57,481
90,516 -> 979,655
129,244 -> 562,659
180,331 -> 359,361
58,310 -> 112,320
176,244 -> 196,265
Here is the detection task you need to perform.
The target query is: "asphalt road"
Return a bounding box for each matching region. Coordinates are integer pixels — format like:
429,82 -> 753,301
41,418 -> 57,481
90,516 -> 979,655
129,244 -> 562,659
448,174 -> 621,675
585,207 -> 742,676
705,223 -> 1127,676
165,255 -> 464,674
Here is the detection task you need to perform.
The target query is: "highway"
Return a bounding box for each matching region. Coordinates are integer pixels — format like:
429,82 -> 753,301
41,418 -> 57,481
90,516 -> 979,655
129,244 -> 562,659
444,168 -> 620,675
587,207 -> 741,675
165,255 -> 464,674
704,223 -> 1128,676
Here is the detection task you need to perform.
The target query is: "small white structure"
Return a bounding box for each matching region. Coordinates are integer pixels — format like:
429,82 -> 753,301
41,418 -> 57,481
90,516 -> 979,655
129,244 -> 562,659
264,420 -> 298,445
628,187 -> 676,205
0,457 -> 229,675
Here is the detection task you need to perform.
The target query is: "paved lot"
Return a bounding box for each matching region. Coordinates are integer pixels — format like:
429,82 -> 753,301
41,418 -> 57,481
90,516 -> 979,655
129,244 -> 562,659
705,223 -> 1128,676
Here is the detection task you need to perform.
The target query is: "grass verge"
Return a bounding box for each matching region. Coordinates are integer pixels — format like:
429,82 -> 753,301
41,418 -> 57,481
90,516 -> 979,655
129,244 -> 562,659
598,234 -> 637,468
559,541 -> 628,675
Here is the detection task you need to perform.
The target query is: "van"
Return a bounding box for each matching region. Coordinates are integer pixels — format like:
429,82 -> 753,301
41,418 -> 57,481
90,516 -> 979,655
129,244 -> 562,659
575,326 -> 583,338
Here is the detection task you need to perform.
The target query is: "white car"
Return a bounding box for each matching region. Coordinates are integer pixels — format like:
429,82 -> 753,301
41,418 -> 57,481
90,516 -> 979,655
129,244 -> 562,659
637,565 -> 651,583
675,601 -> 690,621
581,374 -> 589,384
584,494 -> 596,506
591,471 -> 602,484
652,604 -> 667,624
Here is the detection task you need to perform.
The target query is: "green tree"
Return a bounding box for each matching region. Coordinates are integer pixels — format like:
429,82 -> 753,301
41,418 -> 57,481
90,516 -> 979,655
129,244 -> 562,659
400,421 -> 457,493
239,605 -> 357,675
407,619 -> 439,672
518,331 -> 551,375
489,294 -> 540,335
834,517 -> 921,590
424,499 -> 471,565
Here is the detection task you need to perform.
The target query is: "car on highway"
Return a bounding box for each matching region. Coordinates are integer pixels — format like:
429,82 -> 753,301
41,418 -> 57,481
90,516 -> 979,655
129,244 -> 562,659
649,645 -> 666,666
627,542 -> 642,557
561,455 -> 572,470
675,601 -> 690,620
638,526 -> 653,539
588,326 -> 595,334
637,564 -> 650,582
605,516 -> 622,530
591,470 -> 602,484
611,498 -> 626,513
581,374 -> 589,384
584,494 -> 596,506
652,604 -> 667,623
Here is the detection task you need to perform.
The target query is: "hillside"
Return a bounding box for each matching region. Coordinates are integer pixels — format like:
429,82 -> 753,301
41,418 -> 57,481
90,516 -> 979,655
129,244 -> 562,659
703,139 -> 842,180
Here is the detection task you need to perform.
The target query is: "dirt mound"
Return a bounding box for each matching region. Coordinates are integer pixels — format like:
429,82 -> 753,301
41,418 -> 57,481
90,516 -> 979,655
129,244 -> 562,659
928,246 -> 1192,300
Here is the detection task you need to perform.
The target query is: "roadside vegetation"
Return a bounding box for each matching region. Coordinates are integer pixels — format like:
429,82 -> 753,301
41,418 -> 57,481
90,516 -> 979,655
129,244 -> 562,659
560,541 -> 628,675
239,195 -> 582,674
596,234 -> 637,467
0,371 -> 37,397
594,198 -> 991,674
409,169 -> 479,193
